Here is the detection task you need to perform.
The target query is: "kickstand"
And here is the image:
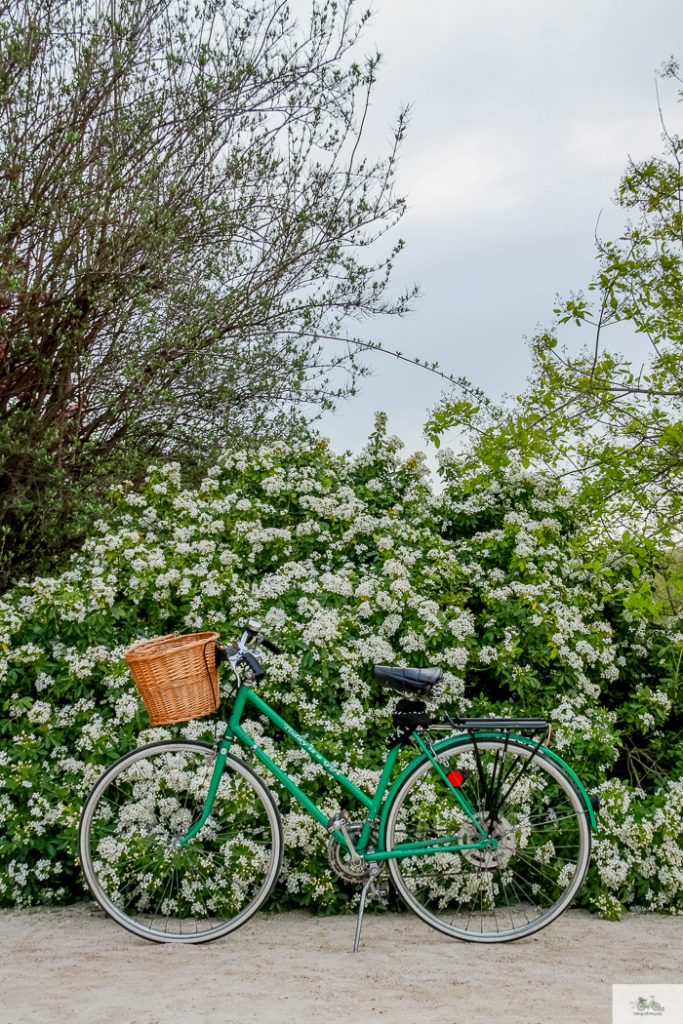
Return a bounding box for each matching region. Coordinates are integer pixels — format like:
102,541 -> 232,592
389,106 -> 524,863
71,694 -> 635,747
353,865 -> 380,953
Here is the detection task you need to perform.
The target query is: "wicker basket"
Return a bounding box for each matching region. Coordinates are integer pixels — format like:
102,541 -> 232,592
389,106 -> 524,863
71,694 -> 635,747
125,631 -> 220,725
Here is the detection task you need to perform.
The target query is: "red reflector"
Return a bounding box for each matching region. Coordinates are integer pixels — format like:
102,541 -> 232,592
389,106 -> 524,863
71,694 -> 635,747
447,770 -> 464,788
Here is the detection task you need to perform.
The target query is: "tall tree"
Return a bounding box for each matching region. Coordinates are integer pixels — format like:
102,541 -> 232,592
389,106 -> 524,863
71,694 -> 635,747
427,65 -> 683,542
0,0 -> 412,587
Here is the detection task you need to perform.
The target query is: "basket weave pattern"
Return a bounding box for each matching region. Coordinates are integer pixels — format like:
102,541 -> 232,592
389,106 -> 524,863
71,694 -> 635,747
125,632 -> 220,725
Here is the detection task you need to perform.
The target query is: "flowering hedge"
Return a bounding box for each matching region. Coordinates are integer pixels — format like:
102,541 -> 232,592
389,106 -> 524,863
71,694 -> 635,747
1,421 -> 681,915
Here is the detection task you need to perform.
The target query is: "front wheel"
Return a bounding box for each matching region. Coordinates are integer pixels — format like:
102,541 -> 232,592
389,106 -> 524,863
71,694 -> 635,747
79,740 -> 283,943
382,737 -> 592,942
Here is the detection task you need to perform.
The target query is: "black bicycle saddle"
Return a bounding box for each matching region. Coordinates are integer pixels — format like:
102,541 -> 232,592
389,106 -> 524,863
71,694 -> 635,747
373,665 -> 442,695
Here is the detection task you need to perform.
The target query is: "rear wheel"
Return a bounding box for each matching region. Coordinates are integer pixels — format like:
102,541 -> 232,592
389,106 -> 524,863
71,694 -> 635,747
79,740 -> 283,943
383,737 -> 591,941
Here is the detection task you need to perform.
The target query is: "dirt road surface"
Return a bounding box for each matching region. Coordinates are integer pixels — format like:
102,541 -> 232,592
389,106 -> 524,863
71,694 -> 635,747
1,905 -> 681,1024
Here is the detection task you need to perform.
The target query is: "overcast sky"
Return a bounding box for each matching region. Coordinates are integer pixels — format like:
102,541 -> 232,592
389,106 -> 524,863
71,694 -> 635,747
311,0 -> 683,458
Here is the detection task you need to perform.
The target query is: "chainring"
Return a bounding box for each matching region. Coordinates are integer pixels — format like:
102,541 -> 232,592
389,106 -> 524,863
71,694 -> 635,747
327,821 -> 374,884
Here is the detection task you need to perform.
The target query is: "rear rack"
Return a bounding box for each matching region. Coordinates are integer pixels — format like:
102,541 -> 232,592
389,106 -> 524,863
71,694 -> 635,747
387,701 -> 551,750
430,717 -> 549,732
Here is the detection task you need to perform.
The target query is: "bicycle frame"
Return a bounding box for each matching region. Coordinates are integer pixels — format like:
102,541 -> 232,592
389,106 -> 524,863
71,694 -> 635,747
179,680 -> 596,860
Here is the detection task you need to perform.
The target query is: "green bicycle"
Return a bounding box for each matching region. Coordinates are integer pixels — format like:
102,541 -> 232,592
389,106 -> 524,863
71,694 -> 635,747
78,622 -> 598,948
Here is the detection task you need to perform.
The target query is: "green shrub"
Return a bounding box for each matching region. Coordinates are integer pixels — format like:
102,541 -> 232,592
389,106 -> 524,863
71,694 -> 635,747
1,421 -> 681,913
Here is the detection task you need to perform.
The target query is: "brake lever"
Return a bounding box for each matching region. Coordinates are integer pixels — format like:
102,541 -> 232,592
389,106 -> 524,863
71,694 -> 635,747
215,642 -> 238,665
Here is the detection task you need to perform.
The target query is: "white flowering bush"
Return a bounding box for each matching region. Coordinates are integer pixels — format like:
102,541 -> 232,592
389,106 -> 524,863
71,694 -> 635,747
1,419 -> 681,914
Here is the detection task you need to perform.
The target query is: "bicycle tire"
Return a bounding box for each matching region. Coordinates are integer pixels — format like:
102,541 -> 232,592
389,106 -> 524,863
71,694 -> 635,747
382,736 -> 591,942
79,740 -> 283,943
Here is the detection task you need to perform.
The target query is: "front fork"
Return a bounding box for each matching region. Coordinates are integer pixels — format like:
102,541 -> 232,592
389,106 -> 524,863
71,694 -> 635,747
178,736 -> 233,847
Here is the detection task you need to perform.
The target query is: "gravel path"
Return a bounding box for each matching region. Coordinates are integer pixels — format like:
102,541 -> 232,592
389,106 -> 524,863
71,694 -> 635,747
1,905 -> 681,1024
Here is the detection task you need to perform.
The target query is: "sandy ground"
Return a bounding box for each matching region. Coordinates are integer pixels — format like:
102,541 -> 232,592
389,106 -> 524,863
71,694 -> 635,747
0,905 -> 681,1024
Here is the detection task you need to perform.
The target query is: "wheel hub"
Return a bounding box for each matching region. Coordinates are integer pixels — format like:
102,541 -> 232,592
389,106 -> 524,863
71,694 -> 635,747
458,813 -> 516,869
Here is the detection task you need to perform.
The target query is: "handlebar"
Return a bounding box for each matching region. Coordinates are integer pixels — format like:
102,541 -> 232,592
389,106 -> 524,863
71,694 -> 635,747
215,621 -> 282,670
260,635 -> 283,655
243,619 -> 282,655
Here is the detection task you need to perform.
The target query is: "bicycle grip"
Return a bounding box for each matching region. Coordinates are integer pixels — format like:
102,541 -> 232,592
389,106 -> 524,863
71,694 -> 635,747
260,636 -> 283,655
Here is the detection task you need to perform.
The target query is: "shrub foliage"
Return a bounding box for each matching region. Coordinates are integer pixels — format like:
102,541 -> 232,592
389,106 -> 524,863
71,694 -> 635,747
1,421 -> 681,915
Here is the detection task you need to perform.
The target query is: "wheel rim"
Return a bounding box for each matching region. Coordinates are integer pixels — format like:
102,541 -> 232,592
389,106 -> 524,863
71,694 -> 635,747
385,739 -> 591,941
79,742 -> 281,943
